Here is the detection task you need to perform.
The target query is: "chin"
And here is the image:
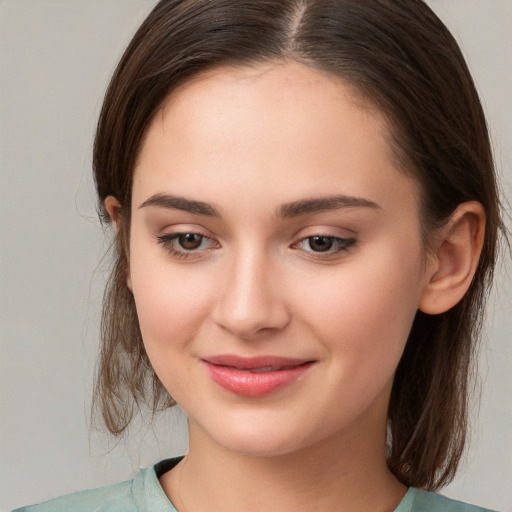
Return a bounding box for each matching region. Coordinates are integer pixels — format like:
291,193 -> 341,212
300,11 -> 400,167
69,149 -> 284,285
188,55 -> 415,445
201,419 -> 319,459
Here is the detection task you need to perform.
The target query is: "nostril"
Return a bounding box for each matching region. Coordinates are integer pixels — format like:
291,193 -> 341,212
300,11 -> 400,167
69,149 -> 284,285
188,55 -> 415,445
212,294 -> 291,339
210,257 -> 291,337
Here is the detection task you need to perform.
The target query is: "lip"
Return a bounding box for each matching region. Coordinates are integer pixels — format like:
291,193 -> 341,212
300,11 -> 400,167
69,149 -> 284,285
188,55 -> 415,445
202,355 -> 315,397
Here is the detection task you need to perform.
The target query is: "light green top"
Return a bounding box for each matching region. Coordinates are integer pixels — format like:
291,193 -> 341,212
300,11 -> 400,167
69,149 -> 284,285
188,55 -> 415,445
14,457 -> 497,512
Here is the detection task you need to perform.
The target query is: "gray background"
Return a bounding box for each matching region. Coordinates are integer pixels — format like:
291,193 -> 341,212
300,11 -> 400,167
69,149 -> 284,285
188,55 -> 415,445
0,1 -> 510,511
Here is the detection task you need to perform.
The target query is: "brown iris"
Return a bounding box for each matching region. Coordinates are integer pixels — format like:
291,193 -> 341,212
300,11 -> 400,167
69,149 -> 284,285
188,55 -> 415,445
308,236 -> 334,252
178,233 -> 203,250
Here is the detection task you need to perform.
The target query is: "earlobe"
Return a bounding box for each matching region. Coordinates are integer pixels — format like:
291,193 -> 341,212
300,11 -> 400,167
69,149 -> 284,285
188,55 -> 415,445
419,201 -> 485,315
104,195 -> 133,292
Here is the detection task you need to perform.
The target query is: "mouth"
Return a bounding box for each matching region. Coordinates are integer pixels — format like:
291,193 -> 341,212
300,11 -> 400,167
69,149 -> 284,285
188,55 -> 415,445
202,355 -> 315,397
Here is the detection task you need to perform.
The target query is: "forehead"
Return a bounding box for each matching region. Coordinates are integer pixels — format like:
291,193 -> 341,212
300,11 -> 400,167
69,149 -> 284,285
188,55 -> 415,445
133,61 -> 418,216
153,62 -> 385,145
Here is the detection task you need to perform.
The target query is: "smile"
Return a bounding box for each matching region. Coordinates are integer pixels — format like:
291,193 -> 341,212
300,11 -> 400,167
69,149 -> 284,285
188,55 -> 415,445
202,355 -> 315,397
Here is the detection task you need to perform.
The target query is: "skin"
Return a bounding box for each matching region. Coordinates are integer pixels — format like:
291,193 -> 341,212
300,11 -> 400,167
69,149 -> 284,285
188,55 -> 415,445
106,61 -> 485,512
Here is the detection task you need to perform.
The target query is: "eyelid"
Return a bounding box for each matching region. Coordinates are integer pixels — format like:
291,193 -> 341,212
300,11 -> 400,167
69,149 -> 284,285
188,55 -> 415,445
155,227 -> 220,260
153,225 -> 356,261
291,233 -> 357,260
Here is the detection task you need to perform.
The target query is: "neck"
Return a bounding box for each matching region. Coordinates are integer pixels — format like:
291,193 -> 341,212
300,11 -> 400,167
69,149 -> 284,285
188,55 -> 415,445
161,420 -> 406,512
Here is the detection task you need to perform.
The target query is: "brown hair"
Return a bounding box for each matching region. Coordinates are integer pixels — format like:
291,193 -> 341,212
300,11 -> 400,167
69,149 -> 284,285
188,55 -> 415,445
92,0 -> 505,490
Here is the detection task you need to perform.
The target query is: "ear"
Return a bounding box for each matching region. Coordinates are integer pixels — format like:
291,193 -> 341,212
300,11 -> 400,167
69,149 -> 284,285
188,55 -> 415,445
104,195 -> 133,292
104,195 -> 122,227
419,201 -> 485,315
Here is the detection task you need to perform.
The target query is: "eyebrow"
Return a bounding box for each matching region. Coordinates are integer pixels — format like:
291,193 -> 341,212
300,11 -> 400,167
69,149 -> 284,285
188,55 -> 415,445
139,193 -> 220,217
138,193 -> 380,218
277,195 -> 381,218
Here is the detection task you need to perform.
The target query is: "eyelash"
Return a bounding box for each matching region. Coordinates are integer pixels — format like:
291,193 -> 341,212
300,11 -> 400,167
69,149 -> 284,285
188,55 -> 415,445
293,235 -> 356,258
155,233 -> 356,260
156,232 -> 218,259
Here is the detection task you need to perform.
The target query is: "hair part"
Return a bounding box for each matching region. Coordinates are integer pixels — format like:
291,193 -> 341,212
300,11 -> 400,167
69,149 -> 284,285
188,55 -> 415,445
92,0 -> 505,490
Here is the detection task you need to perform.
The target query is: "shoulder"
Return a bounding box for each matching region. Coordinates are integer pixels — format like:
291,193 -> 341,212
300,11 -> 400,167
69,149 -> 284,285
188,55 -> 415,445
11,480 -> 136,512
12,457 -> 182,512
403,488 -> 499,512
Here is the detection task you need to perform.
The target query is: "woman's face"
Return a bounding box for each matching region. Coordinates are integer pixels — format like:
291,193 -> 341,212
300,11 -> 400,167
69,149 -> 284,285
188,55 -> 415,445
128,62 -> 431,457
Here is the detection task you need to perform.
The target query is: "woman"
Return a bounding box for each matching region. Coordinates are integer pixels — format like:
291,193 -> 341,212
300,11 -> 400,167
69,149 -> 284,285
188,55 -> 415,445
12,0 -> 508,510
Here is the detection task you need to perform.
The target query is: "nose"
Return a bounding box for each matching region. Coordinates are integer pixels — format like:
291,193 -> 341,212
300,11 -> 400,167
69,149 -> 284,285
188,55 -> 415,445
211,249 -> 291,339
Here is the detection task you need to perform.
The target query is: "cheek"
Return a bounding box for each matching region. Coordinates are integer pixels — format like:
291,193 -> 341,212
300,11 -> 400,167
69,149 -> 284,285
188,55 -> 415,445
128,247 -> 210,362
129,270 -> 212,403
298,246 -> 423,371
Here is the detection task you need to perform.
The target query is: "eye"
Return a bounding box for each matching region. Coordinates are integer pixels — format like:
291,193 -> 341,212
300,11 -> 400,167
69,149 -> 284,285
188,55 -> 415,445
294,235 -> 356,256
156,232 -> 218,259
177,233 -> 204,250
307,235 -> 335,252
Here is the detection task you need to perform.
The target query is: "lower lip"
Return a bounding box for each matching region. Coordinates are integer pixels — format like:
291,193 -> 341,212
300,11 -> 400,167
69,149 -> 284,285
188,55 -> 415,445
203,361 -> 314,397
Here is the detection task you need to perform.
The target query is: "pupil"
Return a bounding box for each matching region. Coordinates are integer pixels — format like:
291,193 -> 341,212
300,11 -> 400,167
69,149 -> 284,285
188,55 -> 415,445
309,236 -> 333,252
179,233 -> 202,250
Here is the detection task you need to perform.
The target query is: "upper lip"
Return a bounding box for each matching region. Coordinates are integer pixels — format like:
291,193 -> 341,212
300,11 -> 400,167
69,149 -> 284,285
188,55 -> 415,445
202,354 -> 314,370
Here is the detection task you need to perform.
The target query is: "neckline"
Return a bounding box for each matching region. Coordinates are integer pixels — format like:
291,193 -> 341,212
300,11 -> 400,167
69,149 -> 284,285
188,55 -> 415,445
143,457 -> 419,512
